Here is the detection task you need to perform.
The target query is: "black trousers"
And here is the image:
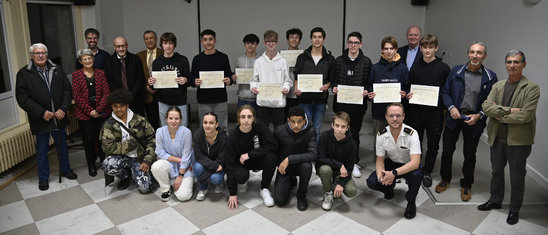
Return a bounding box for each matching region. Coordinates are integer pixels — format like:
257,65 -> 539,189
440,120 -> 481,188
79,118 -> 105,167
273,162 -> 312,206
366,158 -> 422,203
144,100 -> 160,130
257,106 -> 285,129
333,102 -> 366,164
408,105 -> 444,174
227,152 -> 277,192
489,141 -> 531,212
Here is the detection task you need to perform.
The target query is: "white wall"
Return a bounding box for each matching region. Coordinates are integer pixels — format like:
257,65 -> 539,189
425,0 -> 548,188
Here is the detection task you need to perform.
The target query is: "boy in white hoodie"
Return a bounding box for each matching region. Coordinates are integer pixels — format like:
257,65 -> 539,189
250,30 -> 292,128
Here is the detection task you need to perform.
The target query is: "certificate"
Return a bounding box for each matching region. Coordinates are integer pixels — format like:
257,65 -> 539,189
409,84 -> 439,107
373,83 -> 401,103
151,71 -> 178,89
337,85 -> 364,105
257,83 -> 282,101
199,71 -> 224,89
297,74 -> 323,93
280,50 -> 303,67
235,68 -> 253,84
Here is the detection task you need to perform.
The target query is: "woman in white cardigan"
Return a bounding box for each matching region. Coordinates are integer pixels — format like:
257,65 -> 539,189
151,106 -> 195,202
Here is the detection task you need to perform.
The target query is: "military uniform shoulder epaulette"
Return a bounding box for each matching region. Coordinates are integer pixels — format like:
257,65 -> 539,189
378,128 -> 388,136
404,127 -> 414,135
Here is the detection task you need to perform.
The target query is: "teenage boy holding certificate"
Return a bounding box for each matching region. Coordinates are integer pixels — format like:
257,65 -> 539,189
405,34 -> 450,187
191,29 -> 234,131
332,31 -> 373,178
294,27 -> 336,141
234,34 -> 260,111
250,30 -> 292,128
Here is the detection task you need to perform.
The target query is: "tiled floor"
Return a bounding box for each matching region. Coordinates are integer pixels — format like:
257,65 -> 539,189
1,113 -> 548,234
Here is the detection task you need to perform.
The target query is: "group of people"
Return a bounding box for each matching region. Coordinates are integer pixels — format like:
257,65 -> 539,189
15,25 -> 539,225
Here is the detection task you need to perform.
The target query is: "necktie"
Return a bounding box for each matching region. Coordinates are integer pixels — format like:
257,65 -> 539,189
120,58 -> 128,89
147,50 -> 153,76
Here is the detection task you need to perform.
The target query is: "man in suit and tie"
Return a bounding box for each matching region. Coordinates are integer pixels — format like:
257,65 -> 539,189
104,36 -> 146,116
397,26 -> 423,71
137,30 -> 163,129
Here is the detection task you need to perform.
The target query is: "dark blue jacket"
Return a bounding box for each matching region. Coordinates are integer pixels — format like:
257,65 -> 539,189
397,45 -> 422,70
441,63 -> 498,136
366,56 -> 409,120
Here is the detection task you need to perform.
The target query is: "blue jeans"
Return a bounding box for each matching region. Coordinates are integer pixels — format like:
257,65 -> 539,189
158,102 -> 188,127
193,162 -> 225,190
36,129 -> 71,180
299,103 -> 326,142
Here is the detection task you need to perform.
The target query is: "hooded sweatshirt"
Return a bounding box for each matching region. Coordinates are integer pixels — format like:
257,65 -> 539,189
273,115 -> 317,164
250,51 -> 292,108
408,57 -> 450,109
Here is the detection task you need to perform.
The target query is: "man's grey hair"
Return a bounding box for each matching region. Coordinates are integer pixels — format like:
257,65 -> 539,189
77,48 -> 94,60
407,26 -> 422,34
29,43 -> 48,54
505,50 -> 526,63
469,41 -> 487,54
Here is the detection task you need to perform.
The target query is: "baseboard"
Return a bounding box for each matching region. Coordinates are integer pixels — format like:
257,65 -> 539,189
527,164 -> 548,191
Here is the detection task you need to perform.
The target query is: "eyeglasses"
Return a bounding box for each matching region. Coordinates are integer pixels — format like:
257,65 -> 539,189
265,41 -> 278,45
387,114 -> 404,119
32,52 -> 47,56
347,41 -> 361,46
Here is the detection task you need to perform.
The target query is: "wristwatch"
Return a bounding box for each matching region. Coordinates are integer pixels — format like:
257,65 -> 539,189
392,169 -> 398,177
178,172 -> 185,177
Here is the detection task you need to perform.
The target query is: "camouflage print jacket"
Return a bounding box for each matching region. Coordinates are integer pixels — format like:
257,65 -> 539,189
100,113 -> 157,165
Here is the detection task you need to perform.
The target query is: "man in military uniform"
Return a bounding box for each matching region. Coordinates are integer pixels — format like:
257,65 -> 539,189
366,103 -> 421,219
100,89 -> 157,193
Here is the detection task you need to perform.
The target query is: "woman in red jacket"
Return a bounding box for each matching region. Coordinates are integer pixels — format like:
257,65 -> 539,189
72,49 -> 110,176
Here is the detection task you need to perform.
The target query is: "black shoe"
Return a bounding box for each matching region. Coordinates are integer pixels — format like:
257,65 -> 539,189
118,177 -> 130,190
384,188 -> 395,200
161,186 -> 173,202
477,201 -> 502,211
104,173 -> 115,187
62,170 -> 78,180
422,174 -> 432,187
507,211 -> 519,225
39,179 -> 49,191
88,165 -> 97,177
297,195 -> 308,211
404,202 -> 416,219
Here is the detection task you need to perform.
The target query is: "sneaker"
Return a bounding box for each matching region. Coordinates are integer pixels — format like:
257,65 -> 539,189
352,164 -> 362,178
238,181 -> 248,193
214,182 -> 224,193
196,189 -> 208,201
422,174 -> 432,187
297,194 -> 308,211
161,186 -> 173,202
435,180 -> 450,194
118,177 -> 130,190
461,187 -> 471,201
260,188 -> 274,207
321,192 -> 334,211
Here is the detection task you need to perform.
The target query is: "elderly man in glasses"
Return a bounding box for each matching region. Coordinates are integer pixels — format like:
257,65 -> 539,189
366,103 -> 421,219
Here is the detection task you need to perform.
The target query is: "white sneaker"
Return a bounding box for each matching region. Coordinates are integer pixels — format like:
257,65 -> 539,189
214,182 -> 224,193
260,188 -> 274,207
352,164 -> 362,178
196,189 -> 207,201
238,182 -> 248,193
321,192 -> 334,211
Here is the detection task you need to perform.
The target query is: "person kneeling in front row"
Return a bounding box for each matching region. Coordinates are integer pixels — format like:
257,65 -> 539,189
366,103 -> 421,219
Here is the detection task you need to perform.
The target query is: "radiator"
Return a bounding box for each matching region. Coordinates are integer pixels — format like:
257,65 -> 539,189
0,114 -> 80,174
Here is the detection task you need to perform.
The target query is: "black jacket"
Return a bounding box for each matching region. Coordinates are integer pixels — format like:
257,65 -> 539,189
408,57 -> 450,109
15,60 -> 72,134
104,52 -> 145,114
332,49 -> 373,111
193,126 -> 227,183
294,46 -> 336,104
316,129 -> 356,186
273,118 -> 317,165
397,44 -> 422,69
